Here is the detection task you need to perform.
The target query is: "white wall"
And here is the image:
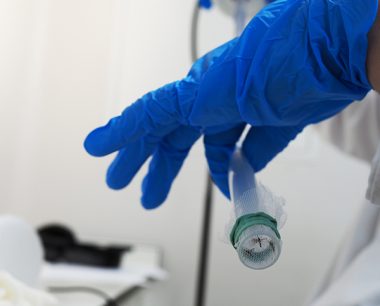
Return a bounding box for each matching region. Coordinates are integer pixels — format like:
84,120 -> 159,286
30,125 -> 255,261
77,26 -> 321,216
0,1 -> 371,306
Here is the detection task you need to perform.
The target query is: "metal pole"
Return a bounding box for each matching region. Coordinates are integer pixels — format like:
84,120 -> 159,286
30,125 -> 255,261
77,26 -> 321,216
191,3 -> 214,306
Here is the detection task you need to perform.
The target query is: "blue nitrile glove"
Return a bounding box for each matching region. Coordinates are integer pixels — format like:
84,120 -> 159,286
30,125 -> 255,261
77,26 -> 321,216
85,0 -> 377,209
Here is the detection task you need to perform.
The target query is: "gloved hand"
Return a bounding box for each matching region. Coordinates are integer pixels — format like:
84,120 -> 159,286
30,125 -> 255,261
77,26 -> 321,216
85,0 -> 377,209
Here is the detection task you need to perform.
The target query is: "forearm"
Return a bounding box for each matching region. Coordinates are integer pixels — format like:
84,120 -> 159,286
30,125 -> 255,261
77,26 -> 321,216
367,5 -> 380,91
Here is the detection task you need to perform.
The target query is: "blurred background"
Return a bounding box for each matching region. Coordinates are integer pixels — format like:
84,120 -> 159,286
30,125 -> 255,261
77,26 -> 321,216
0,0 -> 371,305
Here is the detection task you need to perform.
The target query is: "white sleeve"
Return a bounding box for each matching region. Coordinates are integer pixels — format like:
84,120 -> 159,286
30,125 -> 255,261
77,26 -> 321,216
309,203 -> 380,306
309,91 -> 380,306
316,91 -> 380,163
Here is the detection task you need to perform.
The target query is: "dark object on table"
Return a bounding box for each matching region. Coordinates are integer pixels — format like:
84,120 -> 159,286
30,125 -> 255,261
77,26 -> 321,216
38,224 -> 131,268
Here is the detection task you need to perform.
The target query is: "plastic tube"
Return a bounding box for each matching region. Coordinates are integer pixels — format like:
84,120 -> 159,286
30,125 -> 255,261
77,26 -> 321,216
228,150 -> 287,269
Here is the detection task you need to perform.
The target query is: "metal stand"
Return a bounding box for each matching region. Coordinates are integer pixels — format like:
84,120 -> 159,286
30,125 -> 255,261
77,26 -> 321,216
195,176 -> 214,306
191,3 -> 214,306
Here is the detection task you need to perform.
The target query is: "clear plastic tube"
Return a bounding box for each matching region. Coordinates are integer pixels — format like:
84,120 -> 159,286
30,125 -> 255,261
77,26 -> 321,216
228,149 -> 287,270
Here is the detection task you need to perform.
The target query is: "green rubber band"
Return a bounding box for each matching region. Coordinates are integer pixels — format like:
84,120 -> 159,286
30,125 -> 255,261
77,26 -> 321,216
230,212 -> 281,248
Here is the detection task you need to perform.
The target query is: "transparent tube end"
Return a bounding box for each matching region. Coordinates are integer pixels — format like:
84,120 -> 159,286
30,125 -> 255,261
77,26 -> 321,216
236,224 -> 282,270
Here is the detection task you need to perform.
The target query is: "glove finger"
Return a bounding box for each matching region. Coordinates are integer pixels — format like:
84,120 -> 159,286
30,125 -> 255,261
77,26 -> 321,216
141,126 -> 201,210
204,124 -> 246,199
242,125 -> 304,172
106,134 -> 162,190
84,82 -> 182,157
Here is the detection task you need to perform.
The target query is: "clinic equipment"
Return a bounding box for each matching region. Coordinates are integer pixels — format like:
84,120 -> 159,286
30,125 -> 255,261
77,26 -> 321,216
200,0 -> 269,33
214,0 -> 268,33
214,0 -> 266,16
228,150 -> 286,269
